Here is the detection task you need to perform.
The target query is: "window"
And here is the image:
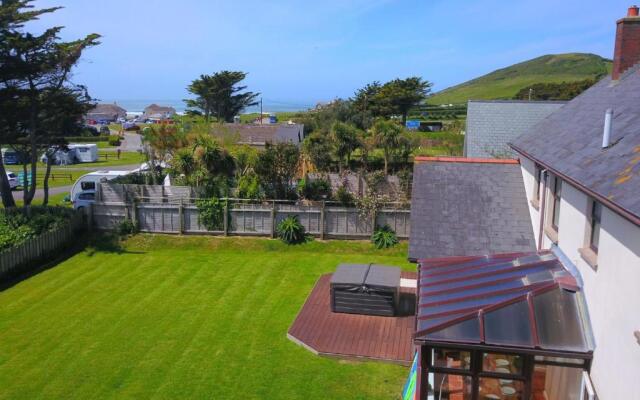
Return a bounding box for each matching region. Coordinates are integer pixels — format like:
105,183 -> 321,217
482,353 -> 524,375
428,372 -> 472,400
432,348 -> 471,370
78,193 -> 95,200
80,181 -> 95,191
589,201 -> 602,252
479,377 -> 524,399
550,177 -> 562,231
533,166 -> 543,204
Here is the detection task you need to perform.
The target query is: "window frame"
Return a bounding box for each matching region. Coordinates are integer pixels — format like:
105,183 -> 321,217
550,177 -> 562,231
588,201 -> 602,253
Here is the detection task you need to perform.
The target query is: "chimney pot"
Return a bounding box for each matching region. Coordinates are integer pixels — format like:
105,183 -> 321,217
612,7 -> 640,80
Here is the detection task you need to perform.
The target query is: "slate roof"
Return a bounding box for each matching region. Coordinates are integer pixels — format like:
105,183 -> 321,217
510,65 -> 640,224
86,103 -> 127,120
465,100 -> 565,158
408,157 -> 536,261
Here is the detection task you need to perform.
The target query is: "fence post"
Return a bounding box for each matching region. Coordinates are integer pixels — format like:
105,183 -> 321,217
223,200 -> 229,236
178,199 -> 184,234
371,209 -> 378,235
131,201 -> 138,231
320,201 -> 326,240
87,203 -> 93,232
270,201 -> 276,238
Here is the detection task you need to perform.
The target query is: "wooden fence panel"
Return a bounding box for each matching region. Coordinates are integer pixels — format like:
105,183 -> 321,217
92,201 -> 410,240
0,212 -> 84,281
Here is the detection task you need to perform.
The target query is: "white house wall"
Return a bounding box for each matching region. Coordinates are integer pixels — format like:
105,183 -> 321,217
519,160 -> 640,399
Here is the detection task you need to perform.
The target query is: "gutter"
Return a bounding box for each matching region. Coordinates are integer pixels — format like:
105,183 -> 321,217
509,143 -> 640,227
537,169 -> 548,250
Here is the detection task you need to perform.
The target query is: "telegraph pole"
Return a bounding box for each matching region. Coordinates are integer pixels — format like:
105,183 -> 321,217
260,98 -> 263,125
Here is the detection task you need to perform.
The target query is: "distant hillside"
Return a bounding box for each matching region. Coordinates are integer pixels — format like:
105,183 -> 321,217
429,53 -> 612,104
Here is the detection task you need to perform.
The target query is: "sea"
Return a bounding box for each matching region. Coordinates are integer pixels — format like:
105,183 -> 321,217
102,99 -> 315,116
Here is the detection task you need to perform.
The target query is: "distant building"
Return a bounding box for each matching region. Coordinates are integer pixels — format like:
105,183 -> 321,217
213,123 -> 304,149
142,104 -> 177,121
464,100 -> 565,158
86,103 -> 127,123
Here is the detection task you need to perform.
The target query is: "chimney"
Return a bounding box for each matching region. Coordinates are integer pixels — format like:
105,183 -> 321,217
612,6 -> 640,80
602,109 -> 613,148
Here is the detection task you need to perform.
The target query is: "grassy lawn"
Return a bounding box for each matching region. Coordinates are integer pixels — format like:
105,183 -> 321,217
0,235 -> 413,399
47,151 -> 145,169
11,191 -> 70,208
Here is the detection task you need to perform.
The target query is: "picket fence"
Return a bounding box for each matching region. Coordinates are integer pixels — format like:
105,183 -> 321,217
0,211 -> 85,280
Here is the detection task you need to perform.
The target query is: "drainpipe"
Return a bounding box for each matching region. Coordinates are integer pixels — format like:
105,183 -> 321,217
537,170 -> 548,250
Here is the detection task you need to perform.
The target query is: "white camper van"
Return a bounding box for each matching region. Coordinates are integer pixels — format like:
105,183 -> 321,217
69,144 -> 98,163
71,170 -> 130,209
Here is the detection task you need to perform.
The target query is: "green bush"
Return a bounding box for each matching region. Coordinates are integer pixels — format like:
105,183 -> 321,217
196,198 -> 225,231
108,135 -> 121,146
237,173 -> 261,199
298,177 -> 332,201
334,185 -> 354,205
371,225 -> 398,249
0,207 -> 75,251
276,215 -> 306,244
118,219 -> 138,236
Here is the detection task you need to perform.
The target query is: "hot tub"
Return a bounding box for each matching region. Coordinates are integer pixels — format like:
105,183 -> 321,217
330,263 -> 401,317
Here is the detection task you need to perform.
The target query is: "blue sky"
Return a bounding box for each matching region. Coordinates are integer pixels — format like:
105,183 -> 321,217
28,0 -> 630,108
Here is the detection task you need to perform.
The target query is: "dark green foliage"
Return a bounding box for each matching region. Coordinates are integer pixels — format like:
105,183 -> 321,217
513,79 -> 597,101
0,1 -> 100,207
331,122 -> 361,171
298,177 -> 331,201
107,136 -> 121,146
236,173 -> 261,199
276,215 -> 306,244
117,219 -> 137,236
0,207 -> 75,250
185,71 -> 259,122
254,143 -> 300,199
196,198 -> 225,231
302,132 -> 333,172
334,185 -> 354,205
371,225 -> 398,249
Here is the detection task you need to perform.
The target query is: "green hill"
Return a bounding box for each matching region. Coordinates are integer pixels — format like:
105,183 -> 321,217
429,53 -> 612,104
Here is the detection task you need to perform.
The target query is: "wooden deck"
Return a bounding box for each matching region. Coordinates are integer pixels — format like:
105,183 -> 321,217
287,272 -> 417,365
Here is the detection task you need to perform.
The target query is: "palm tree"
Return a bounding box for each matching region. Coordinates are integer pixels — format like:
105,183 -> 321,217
371,119 -> 403,175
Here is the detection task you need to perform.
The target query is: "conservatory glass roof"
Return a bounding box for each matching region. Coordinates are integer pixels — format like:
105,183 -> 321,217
415,251 -> 595,354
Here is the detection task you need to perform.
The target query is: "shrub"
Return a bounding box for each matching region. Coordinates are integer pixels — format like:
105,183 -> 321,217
196,198 -> 225,231
371,224 -> 398,249
276,215 -> 306,244
334,185 -> 353,205
108,135 -> 121,146
118,219 -> 138,236
237,173 -> 261,199
0,207 -> 75,251
298,177 -> 332,201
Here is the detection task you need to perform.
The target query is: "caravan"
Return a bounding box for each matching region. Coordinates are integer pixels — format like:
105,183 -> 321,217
70,170 -> 130,209
70,144 -> 98,163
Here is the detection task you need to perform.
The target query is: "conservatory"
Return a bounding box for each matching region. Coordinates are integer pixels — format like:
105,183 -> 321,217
414,251 -> 596,400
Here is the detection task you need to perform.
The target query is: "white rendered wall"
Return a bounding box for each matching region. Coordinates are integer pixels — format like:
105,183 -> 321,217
520,159 -> 640,399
